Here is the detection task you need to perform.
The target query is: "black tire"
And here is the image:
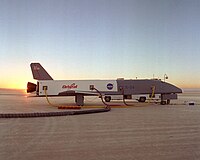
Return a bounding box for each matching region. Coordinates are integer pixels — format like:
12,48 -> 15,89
161,101 -> 167,105
105,96 -> 111,102
138,97 -> 146,103
166,99 -> 170,104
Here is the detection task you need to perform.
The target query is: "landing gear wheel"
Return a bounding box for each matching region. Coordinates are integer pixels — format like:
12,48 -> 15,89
104,96 -> 111,102
166,99 -> 170,105
138,97 -> 146,103
161,101 -> 166,105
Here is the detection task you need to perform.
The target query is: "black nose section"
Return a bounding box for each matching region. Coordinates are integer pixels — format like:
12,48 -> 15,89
27,82 -> 37,93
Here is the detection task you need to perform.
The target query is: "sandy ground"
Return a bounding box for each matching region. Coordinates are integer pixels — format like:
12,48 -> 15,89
0,91 -> 200,160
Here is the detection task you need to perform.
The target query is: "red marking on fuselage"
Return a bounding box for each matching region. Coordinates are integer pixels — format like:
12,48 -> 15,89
62,83 -> 78,89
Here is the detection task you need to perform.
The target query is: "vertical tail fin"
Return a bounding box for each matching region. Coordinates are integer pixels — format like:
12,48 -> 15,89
30,63 -> 53,80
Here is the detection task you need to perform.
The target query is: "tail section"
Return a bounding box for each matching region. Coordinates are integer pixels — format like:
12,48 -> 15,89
30,63 -> 53,80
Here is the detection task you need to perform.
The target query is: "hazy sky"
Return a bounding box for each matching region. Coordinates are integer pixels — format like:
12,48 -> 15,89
0,0 -> 200,89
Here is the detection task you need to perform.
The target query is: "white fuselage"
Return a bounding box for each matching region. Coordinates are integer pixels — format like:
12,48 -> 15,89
37,80 -> 118,96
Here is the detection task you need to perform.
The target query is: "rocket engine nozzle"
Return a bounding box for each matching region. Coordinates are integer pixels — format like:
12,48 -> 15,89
27,82 -> 37,93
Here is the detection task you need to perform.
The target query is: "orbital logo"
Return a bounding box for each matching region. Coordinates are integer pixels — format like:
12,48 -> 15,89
107,83 -> 113,90
62,83 -> 78,89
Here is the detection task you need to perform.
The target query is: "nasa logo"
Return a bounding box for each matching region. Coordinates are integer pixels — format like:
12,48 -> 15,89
107,83 -> 113,90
